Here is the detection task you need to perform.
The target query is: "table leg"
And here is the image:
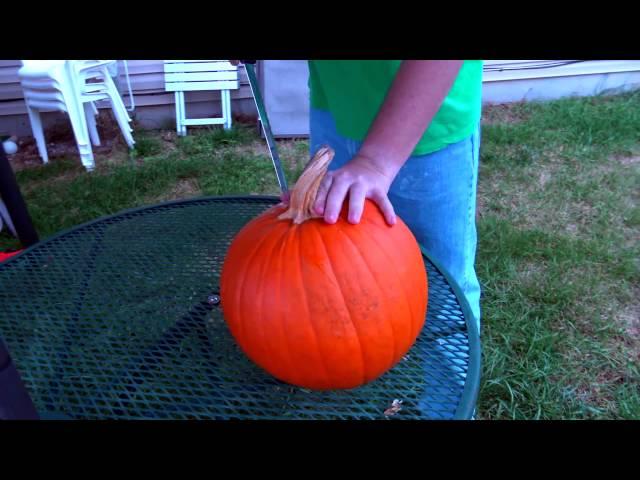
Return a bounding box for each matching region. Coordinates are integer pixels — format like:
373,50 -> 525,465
0,143 -> 39,247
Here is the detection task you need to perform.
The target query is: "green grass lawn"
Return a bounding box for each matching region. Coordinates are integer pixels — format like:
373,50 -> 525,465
2,91 -> 639,419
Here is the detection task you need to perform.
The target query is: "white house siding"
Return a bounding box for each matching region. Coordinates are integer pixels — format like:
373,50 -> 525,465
2,60 -> 640,138
0,60 -> 257,137
482,60 -> 640,103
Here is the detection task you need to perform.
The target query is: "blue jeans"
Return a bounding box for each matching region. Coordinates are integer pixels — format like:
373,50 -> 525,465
309,108 -> 481,334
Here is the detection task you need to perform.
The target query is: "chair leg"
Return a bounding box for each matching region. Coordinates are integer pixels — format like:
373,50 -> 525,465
181,91 -> 188,136
26,106 -> 48,164
222,90 -> 232,130
182,92 -> 188,136
221,91 -> 227,130
107,97 -> 135,148
98,73 -> 134,148
227,91 -> 233,130
176,91 -> 187,136
85,102 -> 101,147
97,69 -> 131,122
66,98 -> 95,171
174,92 -> 180,135
103,74 -> 132,123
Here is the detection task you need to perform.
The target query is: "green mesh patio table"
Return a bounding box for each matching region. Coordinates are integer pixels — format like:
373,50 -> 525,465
0,195 -> 480,420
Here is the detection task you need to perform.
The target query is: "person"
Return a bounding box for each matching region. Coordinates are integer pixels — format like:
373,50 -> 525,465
236,60 -> 483,334
309,60 -> 482,334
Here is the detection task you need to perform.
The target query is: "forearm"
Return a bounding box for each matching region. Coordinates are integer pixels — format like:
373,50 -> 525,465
358,60 -> 463,178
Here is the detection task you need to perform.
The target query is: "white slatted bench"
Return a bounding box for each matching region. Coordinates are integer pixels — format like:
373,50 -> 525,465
164,60 -> 239,135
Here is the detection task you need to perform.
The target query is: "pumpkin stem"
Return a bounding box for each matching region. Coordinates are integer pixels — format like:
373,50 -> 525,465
278,146 -> 335,224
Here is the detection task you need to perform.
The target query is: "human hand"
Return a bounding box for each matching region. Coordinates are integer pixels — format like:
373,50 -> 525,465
278,190 -> 291,205
312,155 -> 397,226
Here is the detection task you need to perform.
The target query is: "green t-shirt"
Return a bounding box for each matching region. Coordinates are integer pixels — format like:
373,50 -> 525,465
308,60 -> 483,156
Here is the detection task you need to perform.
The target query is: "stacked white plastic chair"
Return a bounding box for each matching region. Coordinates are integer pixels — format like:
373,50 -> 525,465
18,60 -> 135,171
73,61 -> 135,148
164,60 -> 239,136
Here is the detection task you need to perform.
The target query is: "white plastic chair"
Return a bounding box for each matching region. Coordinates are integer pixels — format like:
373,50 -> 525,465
18,60 -> 134,171
106,60 -> 135,113
164,60 -> 239,136
20,60 -> 95,170
71,60 -> 135,148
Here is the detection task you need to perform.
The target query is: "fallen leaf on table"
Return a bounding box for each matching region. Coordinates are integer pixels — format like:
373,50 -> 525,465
384,399 -> 403,417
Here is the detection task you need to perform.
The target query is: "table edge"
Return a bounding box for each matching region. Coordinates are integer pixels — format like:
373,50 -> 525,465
0,194 -> 482,419
419,246 -> 482,420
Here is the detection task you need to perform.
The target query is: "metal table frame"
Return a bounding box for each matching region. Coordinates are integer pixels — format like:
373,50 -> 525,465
0,195 -> 481,420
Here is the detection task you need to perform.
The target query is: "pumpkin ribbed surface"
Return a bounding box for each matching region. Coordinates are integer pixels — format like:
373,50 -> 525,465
221,148 -> 428,390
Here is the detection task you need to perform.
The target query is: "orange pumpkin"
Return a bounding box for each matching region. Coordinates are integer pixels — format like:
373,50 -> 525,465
220,147 -> 428,390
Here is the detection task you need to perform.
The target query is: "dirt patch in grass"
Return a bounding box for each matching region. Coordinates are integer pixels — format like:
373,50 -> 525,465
562,278 -> 639,416
8,111 -> 131,172
480,149 -> 640,243
482,102 -> 531,125
221,138 -> 309,184
616,296 -> 640,358
538,170 -> 551,188
573,368 -> 625,413
277,138 -> 310,171
150,178 -> 202,203
226,138 -> 308,160
230,140 -> 269,158
20,169 -> 84,195
518,261 -> 547,285
614,155 -> 640,166
158,131 -> 180,153
478,163 -> 565,231
476,195 -> 486,220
